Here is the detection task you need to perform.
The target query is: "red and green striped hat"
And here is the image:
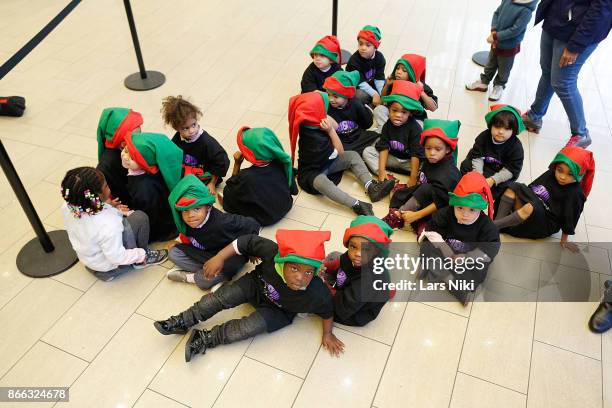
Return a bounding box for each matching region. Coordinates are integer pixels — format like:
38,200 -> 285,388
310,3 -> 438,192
310,35 -> 341,64
288,91 -> 329,165
394,54 -> 426,83
168,174 -> 216,234
273,229 -> 332,271
97,107 -> 143,160
485,104 -> 526,134
237,126 -> 293,186
343,215 -> 393,247
358,25 -> 382,48
420,119 -> 460,163
124,132 -> 183,191
448,172 -> 495,219
381,80 -> 424,113
550,146 -> 595,197
323,70 -> 361,99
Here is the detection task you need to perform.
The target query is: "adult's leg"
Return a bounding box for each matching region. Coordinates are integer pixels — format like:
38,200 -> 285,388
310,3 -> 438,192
528,30 -> 556,122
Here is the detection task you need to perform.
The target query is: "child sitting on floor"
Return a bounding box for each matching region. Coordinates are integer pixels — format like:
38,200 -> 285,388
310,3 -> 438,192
166,174 -> 261,289
154,230 -> 345,362
346,25 -> 386,106
288,91 -> 395,213
460,104 -> 525,201
96,107 -> 143,207
323,70 -> 378,155
419,172 -> 501,304
383,119 -> 462,232
301,35 -> 343,93
493,146 -> 594,252
162,95 -> 229,196
222,127 -> 298,226
61,166 -> 168,282
122,132 -> 183,242
321,216 -> 393,327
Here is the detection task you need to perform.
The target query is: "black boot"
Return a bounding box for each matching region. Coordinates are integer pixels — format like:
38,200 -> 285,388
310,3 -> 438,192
154,314 -> 190,335
352,200 -> 374,216
185,329 -> 214,362
588,280 -> 612,333
367,179 -> 395,202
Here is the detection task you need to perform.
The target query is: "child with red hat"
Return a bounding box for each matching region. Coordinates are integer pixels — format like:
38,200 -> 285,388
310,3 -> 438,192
222,127 -> 298,226
288,91 -> 395,213
154,229 -> 346,362
162,95 -> 230,196
419,172 -> 501,304
460,104 -> 525,201
323,70 -> 379,154
96,107 -> 143,207
321,216 -> 394,326
346,25 -> 386,106
375,53 -> 438,131
383,119 -> 462,231
362,80 -> 426,195
301,35 -> 343,93
165,174 -> 261,290
494,146 -> 594,252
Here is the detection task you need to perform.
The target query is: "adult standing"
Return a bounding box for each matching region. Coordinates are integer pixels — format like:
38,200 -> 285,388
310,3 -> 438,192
522,0 -> 612,147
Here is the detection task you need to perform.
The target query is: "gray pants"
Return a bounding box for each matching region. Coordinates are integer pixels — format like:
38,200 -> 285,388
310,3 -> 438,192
481,51 -> 516,88
87,210 -> 150,281
355,89 -> 372,105
362,146 -> 411,175
168,246 -> 245,289
312,150 -> 372,208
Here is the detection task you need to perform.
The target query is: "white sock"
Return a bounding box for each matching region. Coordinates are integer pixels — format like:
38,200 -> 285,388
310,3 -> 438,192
186,273 -> 196,283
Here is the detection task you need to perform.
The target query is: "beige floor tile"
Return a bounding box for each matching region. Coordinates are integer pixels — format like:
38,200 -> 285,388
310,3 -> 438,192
283,204 -> 329,228
487,250 -> 541,291
214,357 -> 303,408
604,329 -> 612,408
585,170 -> 612,230
449,372 -> 526,408
259,217 -> 318,241
50,261 -> 98,292
134,389 -> 187,408
459,302 -> 535,393
527,341 -> 602,408
137,276 -> 209,321
294,327 -> 390,408
374,302 -> 467,408
335,302 -> 407,346
0,234 -> 34,309
447,86 -> 493,128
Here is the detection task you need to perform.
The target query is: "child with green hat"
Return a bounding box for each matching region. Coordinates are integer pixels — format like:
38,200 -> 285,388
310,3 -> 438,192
346,25 -> 386,106
166,174 -> 260,289
301,35 -> 343,93
154,229 -> 346,362
222,127 -> 298,226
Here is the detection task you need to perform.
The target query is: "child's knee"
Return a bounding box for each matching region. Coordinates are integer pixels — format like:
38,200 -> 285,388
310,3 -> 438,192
518,203 -> 534,219
168,246 -> 184,263
503,188 -> 516,199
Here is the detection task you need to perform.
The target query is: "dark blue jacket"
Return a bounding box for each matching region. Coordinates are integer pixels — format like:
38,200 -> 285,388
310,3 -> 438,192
491,0 -> 538,49
536,0 -> 612,53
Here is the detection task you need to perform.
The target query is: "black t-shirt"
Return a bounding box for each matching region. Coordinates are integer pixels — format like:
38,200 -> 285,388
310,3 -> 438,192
460,129 -> 524,181
346,51 -> 386,86
328,99 -> 373,143
97,148 -> 132,207
171,130 -> 230,179
375,117 -> 424,160
300,62 -> 342,93
418,158 -> 462,208
296,125 -> 343,193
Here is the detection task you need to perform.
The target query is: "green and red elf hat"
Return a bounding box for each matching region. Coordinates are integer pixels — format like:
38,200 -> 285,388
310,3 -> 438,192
237,126 -> 293,186
420,118 -> 461,163
394,54 -> 426,83
358,25 -> 382,48
310,35 -> 342,64
323,70 -> 361,99
550,146 -> 595,197
97,107 -> 143,160
343,215 -> 393,248
287,90 -> 329,165
381,80 -> 425,113
124,132 -> 183,191
274,229 -> 332,271
485,104 -> 526,134
168,174 -> 216,235
448,171 -> 495,219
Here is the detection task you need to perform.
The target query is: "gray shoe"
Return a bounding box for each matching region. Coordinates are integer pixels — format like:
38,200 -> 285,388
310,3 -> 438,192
133,249 -> 169,269
489,85 -> 503,101
166,267 -> 191,283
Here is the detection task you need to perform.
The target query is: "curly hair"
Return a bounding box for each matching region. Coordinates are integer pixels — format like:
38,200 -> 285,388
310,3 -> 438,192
161,95 -> 203,131
61,167 -> 106,218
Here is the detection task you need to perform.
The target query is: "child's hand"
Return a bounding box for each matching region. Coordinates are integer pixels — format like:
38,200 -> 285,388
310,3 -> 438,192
486,177 -> 496,188
560,240 -> 580,253
117,204 -> 131,216
400,210 -> 421,224
249,256 -> 261,265
233,151 -> 244,163
207,183 -> 217,196
320,118 -> 333,133
487,32 -> 495,44
109,197 -> 121,207
372,93 -> 382,107
322,332 -> 345,357
203,255 -> 224,279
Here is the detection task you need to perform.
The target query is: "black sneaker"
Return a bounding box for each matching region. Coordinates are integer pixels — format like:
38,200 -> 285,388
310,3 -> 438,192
153,314 -> 190,335
352,200 -> 374,216
185,329 -> 213,362
367,179 -> 395,202
588,280 -> 612,333
134,249 -> 169,269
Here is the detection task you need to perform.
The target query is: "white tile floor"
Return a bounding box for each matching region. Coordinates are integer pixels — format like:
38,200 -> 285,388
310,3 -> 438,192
1,0 -> 611,407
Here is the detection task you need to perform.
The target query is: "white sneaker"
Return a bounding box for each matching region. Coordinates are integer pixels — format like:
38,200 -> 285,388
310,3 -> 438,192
465,80 -> 488,92
166,267 -> 191,282
489,85 -> 504,101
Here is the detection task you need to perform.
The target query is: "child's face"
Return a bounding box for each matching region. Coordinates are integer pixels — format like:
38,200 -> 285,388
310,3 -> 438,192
554,163 -> 576,185
181,205 -> 210,228
100,179 -> 111,202
491,125 -> 513,143
283,262 -> 316,290
121,147 -> 141,171
394,64 -> 409,81
347,236 -> 374,268
178,116 -> 200,141
388,102 -> 411,126
424,137 -> 451,163
327,91 -> 348,108
454,206 -> 481,225
358,38 -> 376,59
312,53 -> 332,70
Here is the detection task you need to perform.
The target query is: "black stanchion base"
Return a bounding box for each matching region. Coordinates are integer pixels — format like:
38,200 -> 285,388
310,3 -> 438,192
17,230 -> 78,278
340,49 -> 352,65
471,51 -> 490,67
124,70 -> 165,91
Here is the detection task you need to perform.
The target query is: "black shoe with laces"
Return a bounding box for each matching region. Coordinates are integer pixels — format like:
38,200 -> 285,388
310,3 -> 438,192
154,314 -> 190,335
367,179 -> 395,202
351,200 -> 374,216
588,280 -> 612,333
185,329 -> 214,362
134,249 -> 169,269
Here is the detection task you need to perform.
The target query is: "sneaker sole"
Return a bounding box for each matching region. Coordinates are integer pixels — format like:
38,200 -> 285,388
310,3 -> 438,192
185,330 -> 198,362
133,255 -> 169,270
465,85 -> 488,92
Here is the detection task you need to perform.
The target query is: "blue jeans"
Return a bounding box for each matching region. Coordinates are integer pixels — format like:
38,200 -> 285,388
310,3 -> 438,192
528,30 -> 598,137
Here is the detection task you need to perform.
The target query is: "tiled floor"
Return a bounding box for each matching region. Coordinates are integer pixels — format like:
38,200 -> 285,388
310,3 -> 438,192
1,0 -> 611,407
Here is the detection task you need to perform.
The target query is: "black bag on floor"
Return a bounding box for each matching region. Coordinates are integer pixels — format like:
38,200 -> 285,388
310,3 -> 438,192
0,96 -> 26,117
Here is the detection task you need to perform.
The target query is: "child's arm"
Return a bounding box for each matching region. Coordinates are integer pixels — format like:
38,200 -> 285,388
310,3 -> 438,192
417,82 -> 438,112
381,78 -> 393,96
489,167 -> 514,187
204,234 -> 275,278
321,117 -> 344,154
560,233 -> 580,253
408,157 -> 420,186
231,151 -> 244,177
378,149 -> 390,181
321,317 -> 345,357
208,175 -> 218,195
401,202 -> 437,224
